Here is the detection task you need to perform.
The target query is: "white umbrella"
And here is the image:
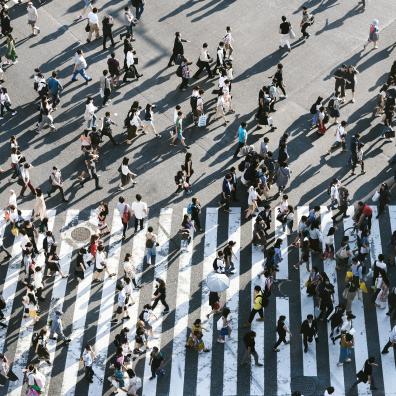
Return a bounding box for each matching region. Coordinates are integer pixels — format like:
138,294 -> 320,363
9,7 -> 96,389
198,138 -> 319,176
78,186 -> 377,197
206,272 -> 230,292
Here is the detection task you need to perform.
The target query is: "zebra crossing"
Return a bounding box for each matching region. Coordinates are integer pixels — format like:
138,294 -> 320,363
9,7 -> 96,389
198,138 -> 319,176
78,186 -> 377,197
0,205 -> 396,395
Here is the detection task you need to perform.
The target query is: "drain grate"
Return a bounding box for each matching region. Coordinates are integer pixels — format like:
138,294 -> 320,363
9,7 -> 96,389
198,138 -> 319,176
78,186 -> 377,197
291,376 -> 318,396
70,226 -> 91,243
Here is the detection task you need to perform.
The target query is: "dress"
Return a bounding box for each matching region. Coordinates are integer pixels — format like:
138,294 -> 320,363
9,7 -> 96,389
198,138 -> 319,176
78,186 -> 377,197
33,195 -> 47,221
5,37 -> 17,62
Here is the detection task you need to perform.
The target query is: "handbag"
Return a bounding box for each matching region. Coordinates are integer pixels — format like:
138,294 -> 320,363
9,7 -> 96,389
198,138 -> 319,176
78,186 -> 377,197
133,57 -> 138,65
372,190 -> 380,202
85,22 -> 90,33
289,29 -> 296,39
198,114 -> 207,127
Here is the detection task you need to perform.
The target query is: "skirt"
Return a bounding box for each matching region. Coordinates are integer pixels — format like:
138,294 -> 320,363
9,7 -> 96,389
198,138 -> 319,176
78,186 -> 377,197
127,125 -> 137,140
38,344 -> 50,360
121,173 -> 131,186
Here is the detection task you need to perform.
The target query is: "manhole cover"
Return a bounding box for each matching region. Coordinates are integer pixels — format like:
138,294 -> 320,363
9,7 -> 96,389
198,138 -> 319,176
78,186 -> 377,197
291,376 -> 318,396
70,226 -> 91,243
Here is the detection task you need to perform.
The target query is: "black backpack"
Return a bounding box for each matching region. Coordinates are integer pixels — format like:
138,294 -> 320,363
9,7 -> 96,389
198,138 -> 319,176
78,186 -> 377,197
310,103 -> 317,114
90,131 -> 101,146
176,65 -> 183,78
328,98 -> 335,110
0,295 -> 5,310
190,96 -> 198,110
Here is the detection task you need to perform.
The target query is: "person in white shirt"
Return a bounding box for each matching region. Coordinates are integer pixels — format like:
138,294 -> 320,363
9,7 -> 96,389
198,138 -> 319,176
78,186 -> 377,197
47,166 -> 68,202
327,120 -> 347,155
27,2 -> 40,36
120,6 -> 136,40
93,245 -> 115,281
71,49 -> 92,82
19,163 -> 36,198
223,26 -> 234,58
382,324 -> 396,353
118,156 -> 137,190
0,87 -> 17,119
84,96 -> 97,129
123,253 -> 140,289
86,7 -> 100,42
214,41 -> 225,73
193,43 -> 213,79
81,344 -> 95,383
328,178 -> 340,209
131,194 -> 148,233
122,49 -> 142,82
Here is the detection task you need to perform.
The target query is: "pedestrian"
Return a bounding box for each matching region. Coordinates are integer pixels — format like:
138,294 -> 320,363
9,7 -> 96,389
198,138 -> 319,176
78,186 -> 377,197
217,306 -> 232,344
33,188 -> 47,228
79,152 -> 102,190
193,43 -> 213,79
102,14 -> 115,50
33,326 -> 51,365
345,65 -> 359,103
377,182 -> 390,217
145,226 -> 158,265
93,245 -> 115,281
343,272 -> 358,314
333,65 -> 347,100
120,6 -> 136,40
207,291 -> 221,318
241,331 -> 264,366
350,356 -> 378,391
36,96 -> 56,133
47,166 -> 68,202
300,314 -> 318,353
171,110 -> 189,148
86,7 -> 100,43
25,365 -> 45,394
271,63 -> 287,98
300,6 -> 314,39
27,1 -> 40,36
71,49 -> 92,83
74,248 -> 87,282
131,194 -> 148,233
132,0 -> 145,20
381,324 -> 396,353
223,26 -> 234,58
233,122 -> 248,158
213,250 -> 226,274
47,71 -> 63,109
214,41 -> 225,74
168,32 -> 190,67
178,56 -> 192,91
279,16 -> 292,52
244,285 -> 265,326
327,121 -> 347,156
107,52 -> 121,85
328,178 -> 340,209
19,163 -> 36,198
0,354 -> 18,382
223,240 -> 237,274
49,311 -> 71,343
122,253 -> 140,289
100,70 -> 112,106
4,33 -> 17,65
185,319 -> 210,353
149,347 -> 165,380
151,278 -> 170,314
46,243 -> 68,278
0,87 -> 17,119
275,162 -> 291,195
327,92 -> 341,124
309,96 -> 324,128
187,197 -> 202,232
125,102 -> 142,144
142,104 -> 161,138
123,47 -> 143,82
81,344 -> 96,383
220,173 -> 233,213
84,96 -> 97,129
117,196 -> 131,239
273,315 -> 291,351
364,19 -> 380,50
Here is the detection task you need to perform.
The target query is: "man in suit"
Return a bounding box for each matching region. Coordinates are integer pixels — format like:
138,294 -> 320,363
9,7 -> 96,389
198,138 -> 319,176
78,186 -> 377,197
220,174 -> 233,213
300,314 -> 318,353
167,32 -> 190,67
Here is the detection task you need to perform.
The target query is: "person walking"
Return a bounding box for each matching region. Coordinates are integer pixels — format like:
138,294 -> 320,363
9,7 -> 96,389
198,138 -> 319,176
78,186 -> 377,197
377,182 -> 391,217
279,16 -> 292,52
241,331 -> 264,367
84,96 -> 97,129
273,315 -> 292,351
81,344 -> 96,383
142,104 -> 161,138
0,87 -> 17,119
168,32 -> 190,67
107,52 -> 121,85
49,311 -> 71,344
33,326 -> 51,365
337,332 -> 354,366
47,167 -> 68,202
217,307 -> 232,344
131,194 -> 148,234
86,7 -> 100,43
118,157 -> 137,190
132,0 -> 145,20
149,347 -> 165,380
223,26 -> 234,59
27,1 -> 40,36
244,285 -> 265,326
364,19 -> 380,50
120,6 -> 136,40
47,71 -> 63,110
100,70 -> 112,106
100,112 -> 119,145
145,226 -> 158,265
171,110 -> 189,148
300,6 -> 314,40
4,33 -> 17,65
123,47 -> 143,82
79,153 -> 102,190
327,121 -> 347,156
32,188 -> 47,227
381,324 -> 396,354
350,357 -> 378,391
188,197 -> 203,232
36,96 -> 56,133
19,163 -> 36,198
219,173 -> 233,213
151,278 -> 170,314
193,43 -> 213,79
178,57 -> 192,91
271,63 -> 287,98
71,49 -> 92,83
102,14 -> 115,50
117,196 -> 132,239
233,122 -> 248,158
300,314 -> 318,353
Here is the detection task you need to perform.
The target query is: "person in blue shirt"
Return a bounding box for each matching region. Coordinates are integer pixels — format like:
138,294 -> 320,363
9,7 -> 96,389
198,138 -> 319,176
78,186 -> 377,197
47,71 -> 63,109
220,173 -> 233,212
233,122 -> 247,158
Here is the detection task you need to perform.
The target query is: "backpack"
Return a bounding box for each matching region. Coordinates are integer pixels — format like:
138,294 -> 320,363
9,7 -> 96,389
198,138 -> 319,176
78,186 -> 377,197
145,238 -> 154,248
176,65 -> 183,78
122,205 -> 130,224
90,131 -> 101,146
116,280 -> 124,291
328,98 -> 335,110
0,295 -> 5,310
187,203 -> 193,215
309,103 -> 317,114
238,160 -> 246,172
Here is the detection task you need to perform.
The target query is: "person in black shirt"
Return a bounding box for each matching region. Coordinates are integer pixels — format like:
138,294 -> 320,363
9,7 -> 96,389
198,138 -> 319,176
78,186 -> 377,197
334,65 -> 347,99
300,314 -> 318,353
350,357 -> 378,391
102,15 -> 115,51
168,32 -> 190,67
241,331 -> 263,366
151,278 -> 170,314
271,63 -> 287,98
24,220 -> 39,254
149,347 -> 165,379
190,197 -> 203,232
279,16 -> 291,52
273,315 -> 291,351
223,240 -> 237,274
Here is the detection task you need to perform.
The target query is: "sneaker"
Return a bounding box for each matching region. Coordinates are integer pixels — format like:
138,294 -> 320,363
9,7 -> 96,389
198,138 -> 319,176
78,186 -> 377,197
11,111 -> 17,116
337,362 -> 343,367
255,363 -> 264,367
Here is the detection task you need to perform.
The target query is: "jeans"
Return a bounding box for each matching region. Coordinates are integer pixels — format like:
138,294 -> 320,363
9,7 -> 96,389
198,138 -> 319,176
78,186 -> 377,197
338,346 -> 351,363
72,68 -> 91,82
135,4 -> 144,19
87,114 -> 97,129
146,247 -> 156,264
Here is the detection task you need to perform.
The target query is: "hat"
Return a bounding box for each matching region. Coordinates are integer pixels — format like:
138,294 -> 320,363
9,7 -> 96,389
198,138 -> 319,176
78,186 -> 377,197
55,310 -> 63,316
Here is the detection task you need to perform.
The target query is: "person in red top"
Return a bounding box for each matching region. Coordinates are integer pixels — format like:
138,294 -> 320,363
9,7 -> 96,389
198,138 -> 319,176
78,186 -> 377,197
354,201 -> 372,233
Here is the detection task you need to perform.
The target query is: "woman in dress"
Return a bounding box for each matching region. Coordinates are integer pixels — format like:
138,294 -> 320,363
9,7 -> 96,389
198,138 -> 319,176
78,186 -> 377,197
4,33 -> 17,65
141,103 -> 160,138
34,326 -> 51,365
364,19 -> 380,50
123,253 -> 140,289
97,202 -> 110,236
118,157 -> 137,190
46,243 -> 68,278
184,152 -> 194,184
33,188 -> 47,228
185,319 -> 210,352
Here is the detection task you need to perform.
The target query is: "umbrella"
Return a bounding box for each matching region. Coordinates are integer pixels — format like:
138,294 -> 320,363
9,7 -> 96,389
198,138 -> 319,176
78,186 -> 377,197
206,272 -> 230,292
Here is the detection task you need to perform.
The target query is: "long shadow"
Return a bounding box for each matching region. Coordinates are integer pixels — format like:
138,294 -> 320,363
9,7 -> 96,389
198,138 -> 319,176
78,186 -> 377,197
158,0 -> 197,22
190,0 -> 237,23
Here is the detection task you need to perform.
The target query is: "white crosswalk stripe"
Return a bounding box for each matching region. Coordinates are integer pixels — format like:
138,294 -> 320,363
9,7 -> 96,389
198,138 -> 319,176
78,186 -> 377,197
1,205 -> 396,395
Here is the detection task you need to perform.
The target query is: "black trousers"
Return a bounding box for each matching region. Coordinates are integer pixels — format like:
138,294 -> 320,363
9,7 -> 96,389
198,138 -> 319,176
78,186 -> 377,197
301,23 -> 310,38
276,81 -> 286,96
335,79 -> 346,98
81,173 -> 100,189
101,131 -> 117,145
180,77 -> 189,90
85,365 -> 94,380
168,52 -> 181,66
234,142 -> 245,157
193,62 -> 213,78
248,308 -> 264,323
134,218 -> 144,233
273,334 -> 287,349
382,339 -> 395,353
103,32 -> 115,49
48,185 -> 66,200
102,88 -> 111,106
151,295 -> 169,311
122,221 -> 128,238
191,214 -> 201,230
